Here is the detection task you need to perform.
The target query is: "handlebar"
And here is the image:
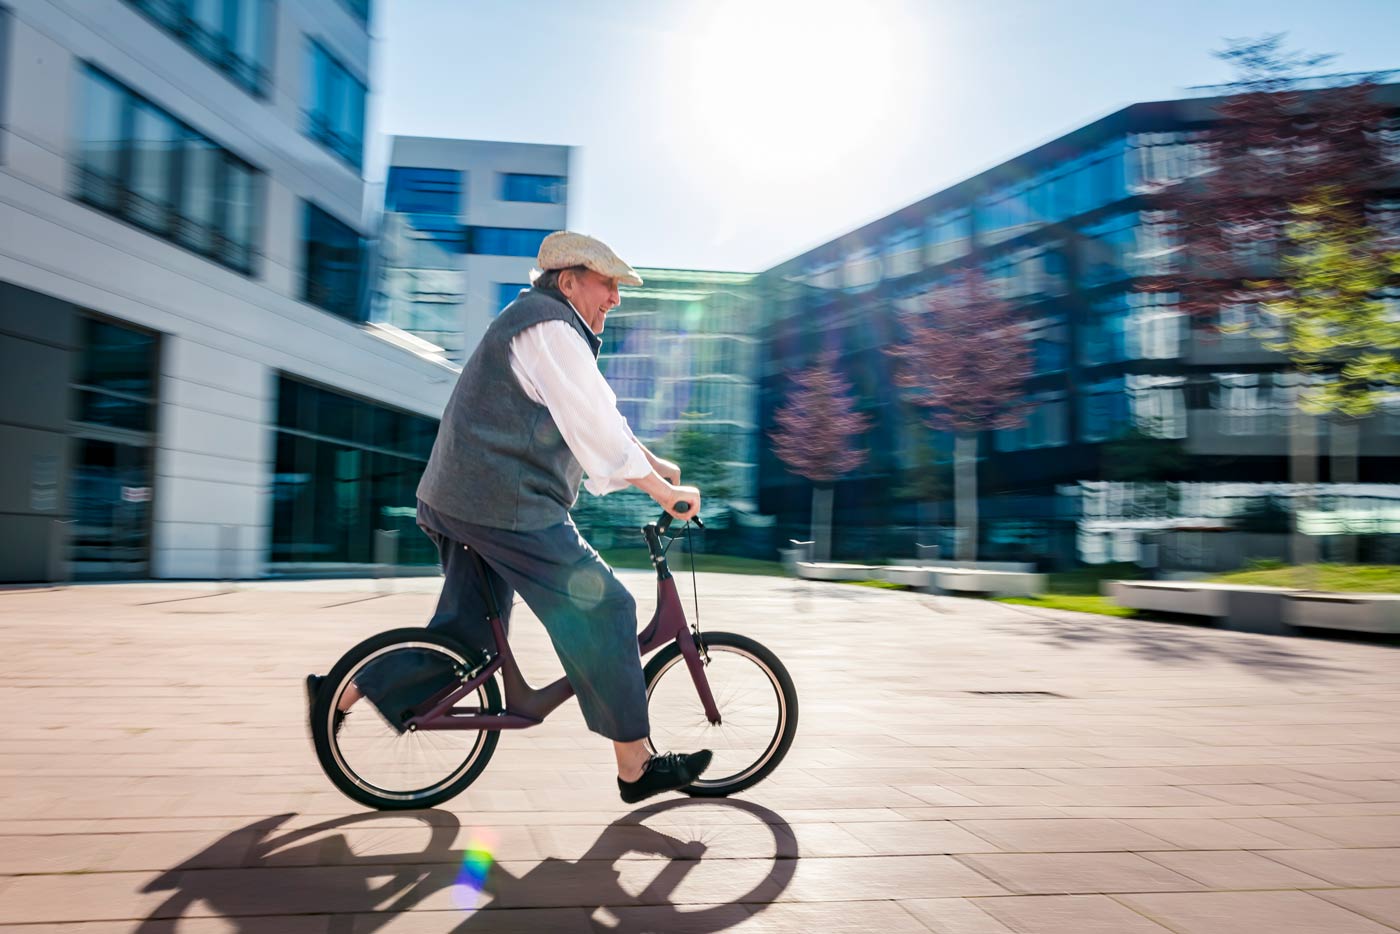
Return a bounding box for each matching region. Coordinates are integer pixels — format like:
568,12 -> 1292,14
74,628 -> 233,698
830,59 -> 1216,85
656,502 -> 703,536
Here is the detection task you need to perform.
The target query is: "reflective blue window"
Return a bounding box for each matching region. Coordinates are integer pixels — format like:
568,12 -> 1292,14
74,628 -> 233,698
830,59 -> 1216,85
386,167 -> 461,214
501,173 -> 566,203
305,41 -> 366,169
496,283 -> 530,314
303,202 -> 365,322
466,227 -> 551,256
125,0 -> 271,97
74,66 -> 261,275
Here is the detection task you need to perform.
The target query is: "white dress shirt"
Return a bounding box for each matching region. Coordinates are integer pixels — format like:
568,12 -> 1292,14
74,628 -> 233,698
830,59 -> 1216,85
508,303 -> 651,496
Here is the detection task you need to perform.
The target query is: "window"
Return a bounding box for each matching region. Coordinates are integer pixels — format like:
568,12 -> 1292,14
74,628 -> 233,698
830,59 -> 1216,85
398,214 -> 465,268
1080,292 -> 1185,365
496,282 -> 529,314
1080,211 -> 1178,288
995,392 -> 1068,452
303,202 -> 365,322
1128,374 -> 1187,439
73,316 -> 160,433
1079,377 -> 1130,443
882,227 -> 922,279
842,244 -> 881,292
1128,131 -> 1209,194
305,40 -> 366,169
272,375 -> 440,567
74,67 -> 261,275
925,209 -> 971,266
386,167 -> 461,214
1211,372 -> 1298,437
466,226 -> 551,256
123,0 -> 271,97
501,173 -> 566,204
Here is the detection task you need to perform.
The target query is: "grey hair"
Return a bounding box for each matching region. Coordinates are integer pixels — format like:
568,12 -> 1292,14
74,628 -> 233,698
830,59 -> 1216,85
529,265 -> 588,291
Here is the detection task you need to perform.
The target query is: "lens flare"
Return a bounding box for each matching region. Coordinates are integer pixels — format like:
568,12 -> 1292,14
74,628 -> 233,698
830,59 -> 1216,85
451,833 -> 496,910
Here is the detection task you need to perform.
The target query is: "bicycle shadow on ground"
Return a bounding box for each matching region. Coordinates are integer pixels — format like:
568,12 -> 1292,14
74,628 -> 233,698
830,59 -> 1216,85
136,799 -> 797,933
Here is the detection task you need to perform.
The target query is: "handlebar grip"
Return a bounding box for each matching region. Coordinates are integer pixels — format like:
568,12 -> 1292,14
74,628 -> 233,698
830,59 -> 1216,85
674,500 -> 692,514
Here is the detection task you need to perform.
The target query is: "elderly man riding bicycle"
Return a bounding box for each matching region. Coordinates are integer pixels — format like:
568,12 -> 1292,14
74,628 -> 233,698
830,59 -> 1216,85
308,231 -> 711,804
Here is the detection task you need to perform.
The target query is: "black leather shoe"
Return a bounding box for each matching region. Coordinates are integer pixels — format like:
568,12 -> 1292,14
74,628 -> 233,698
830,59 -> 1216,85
618,750 -> 713,804
305,674 -> 347,738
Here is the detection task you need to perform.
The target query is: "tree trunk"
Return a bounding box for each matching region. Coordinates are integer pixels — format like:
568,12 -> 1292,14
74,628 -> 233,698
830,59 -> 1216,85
810,484 -> 834,563
954,432 -> 978,564
1290,406 -> 1318,589
1330,414 -> 1360,566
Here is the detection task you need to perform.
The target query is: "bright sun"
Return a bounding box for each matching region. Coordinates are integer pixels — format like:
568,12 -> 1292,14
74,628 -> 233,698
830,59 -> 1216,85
676,0 -> 901,178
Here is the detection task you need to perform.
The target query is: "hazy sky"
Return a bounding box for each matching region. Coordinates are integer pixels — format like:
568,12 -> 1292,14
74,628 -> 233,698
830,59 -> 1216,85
372,0 -> 1400,273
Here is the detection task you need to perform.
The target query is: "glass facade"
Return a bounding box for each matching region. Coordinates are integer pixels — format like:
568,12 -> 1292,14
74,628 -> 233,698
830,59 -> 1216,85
575,270 -> 762,538
501,173 -> 566,203
68,317 -> 160,580
302,202 -> 366,322
386,167 -> 462,215
305,40 -> 366,170
271,375 -> 438,566
466,226 -> 552,257
75,67 -> 262,275
496,282 -> 529,314
123,0 -> 272,97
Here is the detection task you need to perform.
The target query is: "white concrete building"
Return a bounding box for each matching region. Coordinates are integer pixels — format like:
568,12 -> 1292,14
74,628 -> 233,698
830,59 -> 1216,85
0,0 -> 457,582
374,136 -> 571,362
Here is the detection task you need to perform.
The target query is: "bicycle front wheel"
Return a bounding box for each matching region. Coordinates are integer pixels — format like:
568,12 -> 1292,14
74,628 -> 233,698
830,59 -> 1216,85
312,628 -> 501,811
642,631 -> 798,797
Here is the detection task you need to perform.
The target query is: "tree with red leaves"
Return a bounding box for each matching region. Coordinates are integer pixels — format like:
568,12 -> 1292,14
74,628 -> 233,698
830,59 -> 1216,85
1156,34 -> 1400,567
1153,34 -> 1388,319
887,268 -> 1032,562
769,350 -> 872,562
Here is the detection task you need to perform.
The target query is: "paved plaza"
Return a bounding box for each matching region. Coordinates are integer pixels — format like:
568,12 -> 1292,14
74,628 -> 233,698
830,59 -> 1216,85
1,571 -> 1399,933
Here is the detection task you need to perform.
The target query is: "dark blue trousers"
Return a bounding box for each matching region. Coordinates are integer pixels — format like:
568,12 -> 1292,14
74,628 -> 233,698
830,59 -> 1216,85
400,501 -> 650,743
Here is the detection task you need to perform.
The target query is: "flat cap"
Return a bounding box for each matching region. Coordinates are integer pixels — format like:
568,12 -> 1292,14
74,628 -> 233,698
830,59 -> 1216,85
537,231 -> 643,287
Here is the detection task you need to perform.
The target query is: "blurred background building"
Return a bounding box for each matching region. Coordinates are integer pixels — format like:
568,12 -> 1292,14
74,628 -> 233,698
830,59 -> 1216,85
573,268 -> 765,548
757,86 -> 1400,568
373,136 -> 570,362
0,0 -> 457,582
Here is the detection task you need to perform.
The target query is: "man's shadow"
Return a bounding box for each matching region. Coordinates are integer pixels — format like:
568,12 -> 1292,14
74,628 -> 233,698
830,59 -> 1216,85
137,799 -> 796,933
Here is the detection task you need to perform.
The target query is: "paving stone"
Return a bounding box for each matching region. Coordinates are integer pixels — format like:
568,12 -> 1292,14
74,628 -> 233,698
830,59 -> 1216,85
1313,888 -> 1400,930
975,894 -> 1173,932
1140,850 -> 1334,888
1120,890 -> 1395,934
956,852 -> 1204,895
1259,848 -> 1400,886
953,818 -> 1177,853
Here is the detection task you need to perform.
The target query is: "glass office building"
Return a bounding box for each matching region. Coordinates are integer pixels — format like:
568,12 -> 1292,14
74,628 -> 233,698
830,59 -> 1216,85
575,269 -> 763,544
757,89 -> 1400,565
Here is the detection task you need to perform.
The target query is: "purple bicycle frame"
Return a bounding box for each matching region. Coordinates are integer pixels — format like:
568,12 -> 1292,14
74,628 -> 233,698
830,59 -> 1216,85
401,512 -> 720,733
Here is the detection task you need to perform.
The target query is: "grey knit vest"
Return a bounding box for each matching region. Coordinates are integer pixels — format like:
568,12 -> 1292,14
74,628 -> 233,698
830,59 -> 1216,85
416,287 -> 603,530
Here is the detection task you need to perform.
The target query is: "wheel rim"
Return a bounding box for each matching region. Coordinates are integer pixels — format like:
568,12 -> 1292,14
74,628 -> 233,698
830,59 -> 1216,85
645,644 -> 786,788
328,641 -> 493,803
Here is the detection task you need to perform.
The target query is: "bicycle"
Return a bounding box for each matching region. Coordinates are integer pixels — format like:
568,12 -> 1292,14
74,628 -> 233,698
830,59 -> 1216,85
310,507 -> 799,810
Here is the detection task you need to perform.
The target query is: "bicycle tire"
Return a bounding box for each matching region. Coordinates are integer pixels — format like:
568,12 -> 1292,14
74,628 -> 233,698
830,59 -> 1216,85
311,627 -> 501,810
642,631 -> 798,797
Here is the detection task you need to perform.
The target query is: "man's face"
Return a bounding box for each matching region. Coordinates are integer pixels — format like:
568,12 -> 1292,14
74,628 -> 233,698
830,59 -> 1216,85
562,268 -> 621,334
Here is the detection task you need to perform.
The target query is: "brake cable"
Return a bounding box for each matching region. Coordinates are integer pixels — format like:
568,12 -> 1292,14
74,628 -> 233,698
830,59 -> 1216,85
661,519 -> 710,665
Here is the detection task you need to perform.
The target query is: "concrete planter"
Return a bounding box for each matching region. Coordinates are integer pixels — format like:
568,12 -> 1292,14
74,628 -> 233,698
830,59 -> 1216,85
1283,593 -> 1400,634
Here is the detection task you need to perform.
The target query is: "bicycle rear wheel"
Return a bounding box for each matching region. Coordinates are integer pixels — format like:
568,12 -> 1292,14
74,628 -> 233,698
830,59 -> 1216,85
642,631 -> 798,797
311,628 -> 501,810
